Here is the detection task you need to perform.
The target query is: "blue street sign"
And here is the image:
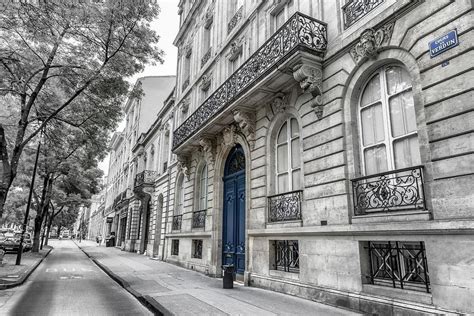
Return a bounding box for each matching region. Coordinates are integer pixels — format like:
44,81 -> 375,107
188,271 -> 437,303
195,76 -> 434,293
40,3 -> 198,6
429,30 -> 459,58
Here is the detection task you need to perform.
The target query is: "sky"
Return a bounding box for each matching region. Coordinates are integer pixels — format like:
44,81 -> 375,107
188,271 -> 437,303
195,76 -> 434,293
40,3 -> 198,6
98,0 -> 179,176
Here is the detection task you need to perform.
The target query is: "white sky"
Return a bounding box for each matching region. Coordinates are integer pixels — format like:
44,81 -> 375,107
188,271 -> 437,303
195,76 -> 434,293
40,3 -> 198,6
98,0 -> 179,176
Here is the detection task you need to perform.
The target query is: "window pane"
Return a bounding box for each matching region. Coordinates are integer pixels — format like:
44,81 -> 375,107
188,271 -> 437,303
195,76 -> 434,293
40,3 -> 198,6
278,173 -> 288,193
292,169 -> 301,190
361,74 -> 380,107
277,144 -> 288,173
277,122 -> 287,144
389,91 -> 416,137
364,145 -> 387,175
386,66 -> 411,95
393,136 -> 421,169
291,118 -> 299,138
291,138 -> 300,168
361,103 -> 384,146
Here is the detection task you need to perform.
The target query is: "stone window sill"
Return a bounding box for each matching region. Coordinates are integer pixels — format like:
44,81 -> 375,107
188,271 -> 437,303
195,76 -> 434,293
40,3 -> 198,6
269,269 -> 299,281
362,284 -> 432,305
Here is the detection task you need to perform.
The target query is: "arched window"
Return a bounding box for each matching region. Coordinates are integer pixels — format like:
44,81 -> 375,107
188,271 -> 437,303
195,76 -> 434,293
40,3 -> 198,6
198,164 -> 208,211
276,117 -> 301,193
358,65 -> 421,175
175,174 -> 185,215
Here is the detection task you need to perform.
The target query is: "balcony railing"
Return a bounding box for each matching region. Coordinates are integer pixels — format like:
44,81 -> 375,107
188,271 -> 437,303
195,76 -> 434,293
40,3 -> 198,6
367,241 -> 430,293
342,0 -> 384,29
172,215 -> 182,231
227,5 -> 243,34
201,48 -> 212,68
113,188 -> 131,208
173,12 -> 327,150
273,240 -> 299,273
351,166 -> 426,215
268,190 -> 303,222
192,210 -> 206,229
134,170 -> 158,188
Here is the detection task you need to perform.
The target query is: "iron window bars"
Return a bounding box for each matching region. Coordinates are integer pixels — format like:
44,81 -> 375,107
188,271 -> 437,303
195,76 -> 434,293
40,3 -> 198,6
351,166 -> 426,215
171,239 -> 179,256
172,12 -> 327,150
268,190 -> 303,222
342,0 -> 384,29
192,210 -> 206,229
172,215 -> 182,231
274,240 -> 299,273
367,241 -> 430,293
192,239 -> 203,259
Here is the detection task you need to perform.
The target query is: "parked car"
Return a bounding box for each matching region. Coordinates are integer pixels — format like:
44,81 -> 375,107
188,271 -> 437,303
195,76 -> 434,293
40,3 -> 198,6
2,232 -> 26,253
23,233 -> 32,251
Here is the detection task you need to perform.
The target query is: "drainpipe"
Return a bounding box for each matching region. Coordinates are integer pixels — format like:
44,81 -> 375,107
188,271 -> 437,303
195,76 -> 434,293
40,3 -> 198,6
162,166 -> 172,261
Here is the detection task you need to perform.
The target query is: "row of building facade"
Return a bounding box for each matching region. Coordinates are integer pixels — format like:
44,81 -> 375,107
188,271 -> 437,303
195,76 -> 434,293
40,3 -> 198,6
94,0 -> 474,314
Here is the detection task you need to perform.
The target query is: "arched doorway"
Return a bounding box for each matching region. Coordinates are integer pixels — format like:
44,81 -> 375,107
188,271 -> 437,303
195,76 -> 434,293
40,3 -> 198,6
222,144 -> 246,274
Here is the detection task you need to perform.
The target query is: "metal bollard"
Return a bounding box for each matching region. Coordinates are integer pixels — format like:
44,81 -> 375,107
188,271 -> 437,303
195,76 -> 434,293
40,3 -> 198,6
222,265 -> 234,289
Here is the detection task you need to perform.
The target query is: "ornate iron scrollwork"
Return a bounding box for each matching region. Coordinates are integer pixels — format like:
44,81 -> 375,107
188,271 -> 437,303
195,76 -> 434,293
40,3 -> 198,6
352,166 -> 426,215
268,190 -> 303,222
172,215 -> 182,230
192,210 -> 206,228
134,170 -> 158,188
173,12 -> 327,150
342,0 -> 384,29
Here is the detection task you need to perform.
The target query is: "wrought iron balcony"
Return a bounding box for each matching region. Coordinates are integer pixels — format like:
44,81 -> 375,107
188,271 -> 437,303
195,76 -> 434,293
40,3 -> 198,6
134,170 -> 158,188
182,77 -> 190,91
192,210 -> 206,229
351,166 -> 426,215
173,12 -> 327,150
201,48 -> 212,68
273,240 -> 299,273
227,5 -> 243,34
172,215 -> 182,231
342,0 -> 384,29
366,241 -> 430,293
268,190 -> 303,222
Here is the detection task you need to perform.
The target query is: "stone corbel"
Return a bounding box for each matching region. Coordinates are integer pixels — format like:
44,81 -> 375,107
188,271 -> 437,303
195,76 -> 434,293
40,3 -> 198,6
228,41 -> 243,61
180,98 -> 189,114
350,22 -> 394,64
200,74 -> 211,91
293,63 -> 324,119
232,110 -> 256,149
177,154 -> 191,180
199,137 -> 215,166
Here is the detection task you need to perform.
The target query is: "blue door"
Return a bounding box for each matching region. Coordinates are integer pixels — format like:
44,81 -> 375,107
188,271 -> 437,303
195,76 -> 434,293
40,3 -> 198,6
222,145 -> 246,274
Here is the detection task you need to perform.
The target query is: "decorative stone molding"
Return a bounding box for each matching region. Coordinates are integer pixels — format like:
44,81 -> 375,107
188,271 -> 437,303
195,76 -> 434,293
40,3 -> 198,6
222,125 -> 238,150
293,63 -> 324,119
184,43 -> 192,58
233,110 -> 256,149
180,98 -> 190,114
350,22 -> 394,63
270,92 -> 290,113
203,6 -> 214,28
200,74 -> 211,91
150,144 -> 155,155
199,137 -> 215,166
177,154 -> 191,179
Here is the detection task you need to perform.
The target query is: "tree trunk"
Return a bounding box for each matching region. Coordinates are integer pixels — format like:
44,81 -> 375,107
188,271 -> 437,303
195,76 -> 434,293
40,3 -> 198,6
40,210 -> 49,250
44,211 -> 54,247
0,125 -> 13,219
32,175 -> 51,252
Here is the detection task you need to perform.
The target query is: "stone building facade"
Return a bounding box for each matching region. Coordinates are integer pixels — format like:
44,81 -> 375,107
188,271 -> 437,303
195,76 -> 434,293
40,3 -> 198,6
163,0 -> 474,314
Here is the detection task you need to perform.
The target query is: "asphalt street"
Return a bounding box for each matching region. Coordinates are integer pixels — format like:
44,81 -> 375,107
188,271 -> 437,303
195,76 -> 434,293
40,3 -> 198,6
0,239 -> 151,316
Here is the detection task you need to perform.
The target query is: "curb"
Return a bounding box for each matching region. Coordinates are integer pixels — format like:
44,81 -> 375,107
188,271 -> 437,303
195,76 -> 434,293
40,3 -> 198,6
0,247 -> 53,290
74,242 -> 170,316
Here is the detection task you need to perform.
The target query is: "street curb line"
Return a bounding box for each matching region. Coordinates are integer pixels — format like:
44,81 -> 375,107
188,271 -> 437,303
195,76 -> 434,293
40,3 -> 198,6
74,242 -> 170,316
0,247 -> 53,290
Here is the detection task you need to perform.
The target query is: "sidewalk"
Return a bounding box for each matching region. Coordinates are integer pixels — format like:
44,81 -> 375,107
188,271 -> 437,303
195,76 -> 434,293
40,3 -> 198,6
0,246 -> 52,289
77,240 -> 360,316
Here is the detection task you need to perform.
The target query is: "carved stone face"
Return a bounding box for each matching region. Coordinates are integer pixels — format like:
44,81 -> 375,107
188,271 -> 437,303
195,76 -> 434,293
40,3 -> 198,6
360,29 -> 376,56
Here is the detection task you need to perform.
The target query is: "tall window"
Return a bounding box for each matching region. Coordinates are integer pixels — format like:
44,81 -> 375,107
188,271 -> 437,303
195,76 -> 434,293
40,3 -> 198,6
276,117 -> 301,193
198,164 -> 208,210
175,174 -> 185,214
358,65 -> 420,175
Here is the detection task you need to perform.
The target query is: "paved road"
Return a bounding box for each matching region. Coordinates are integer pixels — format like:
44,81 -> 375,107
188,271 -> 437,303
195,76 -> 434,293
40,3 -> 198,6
0,239 -> 151,316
